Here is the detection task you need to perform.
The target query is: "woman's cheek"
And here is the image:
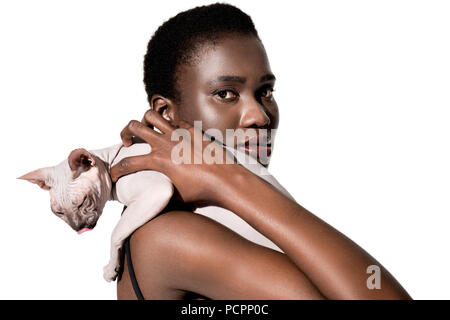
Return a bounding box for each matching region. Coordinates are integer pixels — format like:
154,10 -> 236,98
193,96 -> 234,131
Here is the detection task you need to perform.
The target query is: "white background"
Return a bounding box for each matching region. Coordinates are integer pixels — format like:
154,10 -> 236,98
1,0 -> 449,299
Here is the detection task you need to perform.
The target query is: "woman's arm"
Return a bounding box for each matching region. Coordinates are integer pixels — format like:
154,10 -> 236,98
111,110 -> 411,300
213,166 -> 411,299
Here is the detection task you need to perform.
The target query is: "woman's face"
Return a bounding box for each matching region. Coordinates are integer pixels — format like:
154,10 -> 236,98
173,35 -> 279,166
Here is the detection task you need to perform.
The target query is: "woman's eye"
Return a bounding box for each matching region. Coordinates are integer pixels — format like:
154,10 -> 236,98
214,89 -> 238,101
261,87 -> 274,99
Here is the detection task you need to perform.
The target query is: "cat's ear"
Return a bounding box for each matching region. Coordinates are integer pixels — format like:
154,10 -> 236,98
68,148 -> 96,179
17,168 -> 53,190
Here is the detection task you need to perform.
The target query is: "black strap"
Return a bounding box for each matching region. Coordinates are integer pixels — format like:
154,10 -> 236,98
124,236 -> 145,300
120,206 -> 144,300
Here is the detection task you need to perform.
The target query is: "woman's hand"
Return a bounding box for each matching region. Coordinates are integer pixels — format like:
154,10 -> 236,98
110,109 -> 242,205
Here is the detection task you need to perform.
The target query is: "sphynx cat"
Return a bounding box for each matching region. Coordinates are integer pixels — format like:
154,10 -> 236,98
18,143 -> 294,282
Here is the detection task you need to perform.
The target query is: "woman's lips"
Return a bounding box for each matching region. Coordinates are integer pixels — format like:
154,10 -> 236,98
242,142 -> 272,157
234,135 -> 272,159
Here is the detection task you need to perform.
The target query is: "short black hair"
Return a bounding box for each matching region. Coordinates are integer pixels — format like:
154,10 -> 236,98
143,3 -> 260,104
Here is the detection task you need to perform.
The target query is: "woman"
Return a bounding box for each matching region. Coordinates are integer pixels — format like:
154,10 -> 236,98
113,3 -> 411,300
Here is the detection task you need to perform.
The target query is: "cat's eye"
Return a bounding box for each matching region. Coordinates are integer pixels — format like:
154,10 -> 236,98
55,211 -> 64,216
78,196 -> 87,210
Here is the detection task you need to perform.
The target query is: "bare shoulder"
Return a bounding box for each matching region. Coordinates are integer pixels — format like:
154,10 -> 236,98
121,210 -> 324,300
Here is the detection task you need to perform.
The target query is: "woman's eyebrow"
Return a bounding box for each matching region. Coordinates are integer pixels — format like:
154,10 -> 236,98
208,76 -> 246,85
207,73 -> 276,85
260,73 -> 276,82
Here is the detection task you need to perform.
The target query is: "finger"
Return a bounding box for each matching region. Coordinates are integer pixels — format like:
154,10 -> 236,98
140,115 -> 154,129
140,109 -> 154,129
120,120 -> 162,147
110,155 -> 154,183
143,109 -> 175,134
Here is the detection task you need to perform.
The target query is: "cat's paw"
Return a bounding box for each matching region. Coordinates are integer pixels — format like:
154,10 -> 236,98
103,263 -> 119,282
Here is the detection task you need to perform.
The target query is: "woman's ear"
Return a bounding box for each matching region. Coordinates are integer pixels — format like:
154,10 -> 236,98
150,94 -> 179,124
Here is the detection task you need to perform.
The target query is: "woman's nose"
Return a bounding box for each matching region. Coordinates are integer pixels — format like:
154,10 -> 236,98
238,99 -> 270,128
